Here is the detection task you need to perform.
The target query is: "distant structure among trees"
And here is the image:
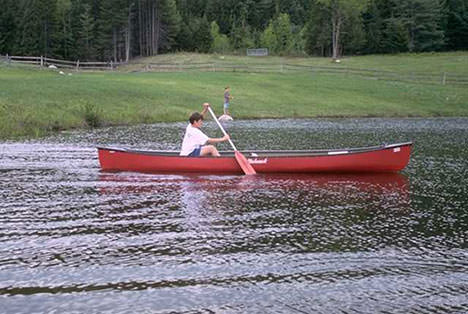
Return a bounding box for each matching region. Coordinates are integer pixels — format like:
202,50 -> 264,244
247,49 -> 269,56
0,0 -> 467,62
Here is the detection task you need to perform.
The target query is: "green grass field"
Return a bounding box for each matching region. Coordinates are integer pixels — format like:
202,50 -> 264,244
1,52 -> 468,139
125,51 -> 468,75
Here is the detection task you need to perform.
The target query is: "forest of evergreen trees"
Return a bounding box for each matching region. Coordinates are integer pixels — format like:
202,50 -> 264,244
0,0 -> 467,62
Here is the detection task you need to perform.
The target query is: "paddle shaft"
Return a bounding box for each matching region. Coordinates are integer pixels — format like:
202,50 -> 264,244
206,106 -> 256,175
207,107 -> 237,151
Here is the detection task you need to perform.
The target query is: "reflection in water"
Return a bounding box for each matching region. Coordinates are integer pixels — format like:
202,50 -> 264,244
98,172 -> 410,212
1,118 -> 467,314
96,172 -> 413,254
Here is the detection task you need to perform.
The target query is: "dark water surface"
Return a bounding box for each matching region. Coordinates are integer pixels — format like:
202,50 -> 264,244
1,118 -> 467,313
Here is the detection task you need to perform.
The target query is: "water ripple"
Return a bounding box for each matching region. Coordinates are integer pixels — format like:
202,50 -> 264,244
1,118 -> 467,313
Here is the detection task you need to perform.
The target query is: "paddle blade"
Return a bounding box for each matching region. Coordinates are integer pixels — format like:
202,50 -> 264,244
235,151 -> 257,175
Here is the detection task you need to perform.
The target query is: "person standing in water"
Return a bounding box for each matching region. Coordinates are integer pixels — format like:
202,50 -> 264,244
223,86 -> 234,116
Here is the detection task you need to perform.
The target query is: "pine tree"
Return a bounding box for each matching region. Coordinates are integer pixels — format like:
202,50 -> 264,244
275,13 -> 294,54
191,16 -> 212,52
244,0 -> 263,30
0,0 -> 18,54
291,25 -> 307,55
382,16 -> 410,53
445,0 -> 468,49
78,3 -> 96,60
97,0 -> 128,61
230,21 -> 255,51
362,0 -> 410,54
256,0 -> 276,29
176,21 -> 194,51
363,0 -> 385,53
55,0 -> 74,59
260,13 -> 295,55
15,0 -> 43,55
210,21 -> 230,53
341,10 -> 366,55
39,0 -> 59,56
304,1 -> 332,56
260,21 -> 276,51
279,0 -> 308,26
391,0 -> 445,52
159,0 -> 182,52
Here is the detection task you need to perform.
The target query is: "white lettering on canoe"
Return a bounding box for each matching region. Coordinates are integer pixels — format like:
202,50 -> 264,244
393,147 -> 401,153
328,151 -> 348,155
248,158 -> 268,164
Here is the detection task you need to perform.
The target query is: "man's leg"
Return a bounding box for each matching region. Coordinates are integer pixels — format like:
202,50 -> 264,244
200,145 -> 220,157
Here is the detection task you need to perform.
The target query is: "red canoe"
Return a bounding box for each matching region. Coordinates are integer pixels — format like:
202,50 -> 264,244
97,142 -> 412,174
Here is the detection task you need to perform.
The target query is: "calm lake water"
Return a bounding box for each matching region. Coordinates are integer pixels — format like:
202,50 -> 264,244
1,118 -> 467,313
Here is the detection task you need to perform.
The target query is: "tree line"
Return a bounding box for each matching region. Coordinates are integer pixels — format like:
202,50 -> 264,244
0,0 -> 467,62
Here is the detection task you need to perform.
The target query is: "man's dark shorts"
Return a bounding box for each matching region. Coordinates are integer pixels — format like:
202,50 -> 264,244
188,147 -> 202,157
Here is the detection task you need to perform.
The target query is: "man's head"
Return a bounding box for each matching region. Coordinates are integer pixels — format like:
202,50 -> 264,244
189,112 -> 204,127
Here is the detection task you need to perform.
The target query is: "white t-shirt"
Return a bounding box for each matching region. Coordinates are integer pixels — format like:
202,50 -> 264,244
180,124 -> 209,156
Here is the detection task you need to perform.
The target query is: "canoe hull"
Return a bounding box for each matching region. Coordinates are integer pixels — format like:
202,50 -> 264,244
97,143 -> 412,174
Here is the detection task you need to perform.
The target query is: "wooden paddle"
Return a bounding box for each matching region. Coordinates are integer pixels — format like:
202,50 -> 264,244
207,106 -> 256,175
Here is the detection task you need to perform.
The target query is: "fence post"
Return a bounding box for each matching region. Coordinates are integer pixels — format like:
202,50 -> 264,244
76,60 -> 80,71
442,72 -> 446,85
110,60 -> 113,70
40,56 -> 44,67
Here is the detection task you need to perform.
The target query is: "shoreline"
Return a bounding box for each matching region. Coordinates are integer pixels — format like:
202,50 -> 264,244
2,116 -> 467,142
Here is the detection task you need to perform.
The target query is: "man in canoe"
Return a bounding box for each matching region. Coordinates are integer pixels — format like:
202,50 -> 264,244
180,103 -> 230,157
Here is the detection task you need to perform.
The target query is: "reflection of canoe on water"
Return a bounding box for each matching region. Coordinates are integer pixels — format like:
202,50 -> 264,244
97,142 -> 412,174
98,172 -> 409,194
98,173 -> 410,207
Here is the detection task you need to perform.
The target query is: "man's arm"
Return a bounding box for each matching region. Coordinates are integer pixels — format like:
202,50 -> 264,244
201,102 -> 209,116
206,134 -> 230,144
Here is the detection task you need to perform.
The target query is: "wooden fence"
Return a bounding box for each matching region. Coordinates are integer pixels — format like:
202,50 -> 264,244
134,62 -> 468,85
2,55 -> 467,86
0,55 -> 123,70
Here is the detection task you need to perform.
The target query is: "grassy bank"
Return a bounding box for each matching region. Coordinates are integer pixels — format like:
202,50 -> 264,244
124,51 -> 468,75
1,52 -> 468,139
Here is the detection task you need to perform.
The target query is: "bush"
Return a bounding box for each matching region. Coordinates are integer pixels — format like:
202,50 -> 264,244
81,102 -> 102,128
